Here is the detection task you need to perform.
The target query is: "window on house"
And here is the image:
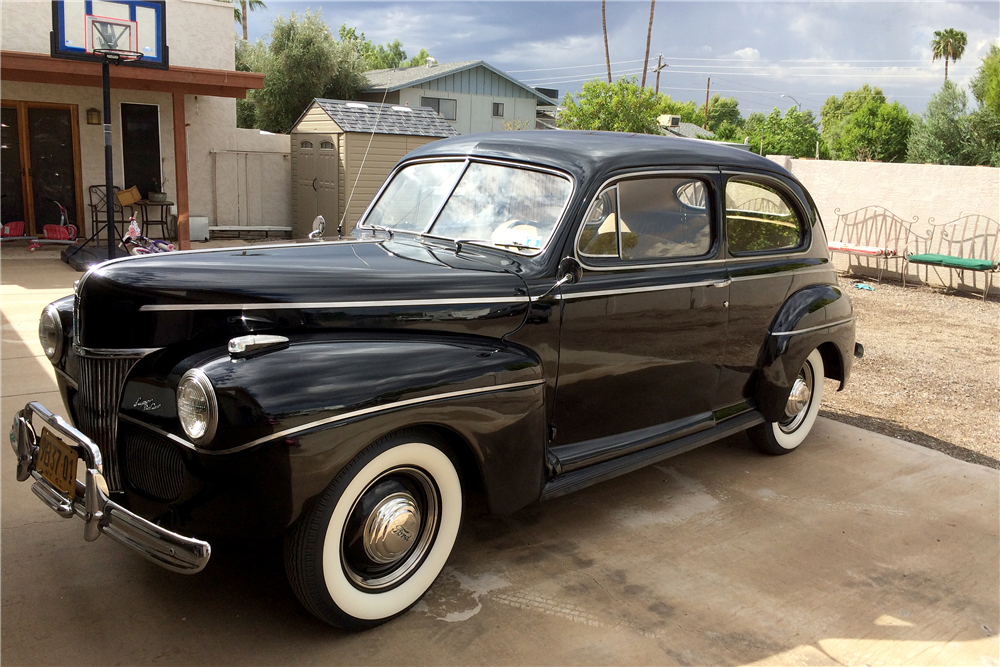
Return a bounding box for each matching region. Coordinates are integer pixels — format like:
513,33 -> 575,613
421,96 -> 457,121
300,140 -> 313,149
492,103 -> 504,117
320,141 -> 334,149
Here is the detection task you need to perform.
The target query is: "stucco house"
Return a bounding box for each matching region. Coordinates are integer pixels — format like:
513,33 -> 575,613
0,0 -> 286,249
359,60 -> 557,135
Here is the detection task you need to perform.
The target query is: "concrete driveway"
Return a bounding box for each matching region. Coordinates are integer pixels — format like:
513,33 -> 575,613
2,247 -> 998,666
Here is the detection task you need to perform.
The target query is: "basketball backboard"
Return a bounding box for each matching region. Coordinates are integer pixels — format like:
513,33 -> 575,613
51,1 -> 168,69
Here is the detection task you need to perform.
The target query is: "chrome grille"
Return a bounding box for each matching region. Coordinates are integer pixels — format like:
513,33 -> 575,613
120,423 -> 185,502
76,356 -> 138,491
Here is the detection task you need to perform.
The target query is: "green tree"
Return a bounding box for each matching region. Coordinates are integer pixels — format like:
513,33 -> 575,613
834,99 -> 912,162
962,43 -> 1000,166
705,120 -> 749,143
234,0 -> 266,41
696,94 -> 741,132
235,37 -> 268,128
820,84 -> 886,153
931,28 -> 968,83
246,11 -> 366,133
407,48 -> 431,67
907,80 -> 968,164
338,25 -> 430,70
970,43 -> 1000,114
744,108 -> 826,158
559,77 -> 663,134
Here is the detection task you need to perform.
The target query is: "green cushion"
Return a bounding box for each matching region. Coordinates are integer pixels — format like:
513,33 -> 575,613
907,253 -> 998,271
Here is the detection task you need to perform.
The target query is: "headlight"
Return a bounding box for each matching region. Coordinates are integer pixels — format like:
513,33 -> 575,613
38,304 -> 64,362
176,369 -> 218,443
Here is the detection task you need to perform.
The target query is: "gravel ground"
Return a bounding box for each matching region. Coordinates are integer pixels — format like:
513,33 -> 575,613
820,273 -> 1000,469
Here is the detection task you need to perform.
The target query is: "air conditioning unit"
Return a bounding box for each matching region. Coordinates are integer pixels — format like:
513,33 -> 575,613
657,114 -> 682,128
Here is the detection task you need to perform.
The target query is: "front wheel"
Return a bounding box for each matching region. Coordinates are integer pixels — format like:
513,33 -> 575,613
748,348 -> 825,455
284,430 -> 463,630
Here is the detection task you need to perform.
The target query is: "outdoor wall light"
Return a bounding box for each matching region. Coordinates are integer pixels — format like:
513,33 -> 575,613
86,108 -> 101,125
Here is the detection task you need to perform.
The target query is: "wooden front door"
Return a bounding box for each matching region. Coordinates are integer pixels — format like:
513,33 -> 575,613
0,101 -> 84,236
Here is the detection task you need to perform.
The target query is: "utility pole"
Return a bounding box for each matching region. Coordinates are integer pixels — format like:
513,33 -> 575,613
704,77 -> 710,129
654,54 -> 668,94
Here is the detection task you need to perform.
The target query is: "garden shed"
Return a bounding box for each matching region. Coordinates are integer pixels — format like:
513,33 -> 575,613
290,99 -> 459,237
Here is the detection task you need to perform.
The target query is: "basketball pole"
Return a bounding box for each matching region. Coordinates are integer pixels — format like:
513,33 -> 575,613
102,58 -> 115,262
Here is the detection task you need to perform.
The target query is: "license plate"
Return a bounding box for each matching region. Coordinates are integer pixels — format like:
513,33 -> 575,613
36,428 -> 78,499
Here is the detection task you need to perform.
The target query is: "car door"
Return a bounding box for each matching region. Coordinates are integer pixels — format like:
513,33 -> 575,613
550,171 -> 730,463
714,173 -> 816,410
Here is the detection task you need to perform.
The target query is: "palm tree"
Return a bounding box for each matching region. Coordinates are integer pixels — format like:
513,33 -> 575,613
641,1 -> 655,88
602,0 -> 611,83
234,0 -> 267,41
931,28 -> 967,83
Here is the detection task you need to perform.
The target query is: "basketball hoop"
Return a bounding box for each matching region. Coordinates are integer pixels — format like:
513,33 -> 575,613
93,48 -> 144,64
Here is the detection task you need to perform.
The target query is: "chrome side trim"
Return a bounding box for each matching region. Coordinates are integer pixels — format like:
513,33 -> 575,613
139,296 -> 531,313
207,379 -> 546,456
119,415 -> 197,452
557,279 -> 719,301
770,317 -> 855,337
730,265 -> 833,282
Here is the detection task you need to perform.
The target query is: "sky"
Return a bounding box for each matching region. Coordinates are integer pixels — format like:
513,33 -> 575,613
242,1 -> 1000,118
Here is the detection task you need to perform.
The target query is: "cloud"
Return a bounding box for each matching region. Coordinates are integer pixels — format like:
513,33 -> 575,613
733,47 -> 761,61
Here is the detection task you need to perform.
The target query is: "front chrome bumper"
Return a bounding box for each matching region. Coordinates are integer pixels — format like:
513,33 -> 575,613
9,402 -> 211,574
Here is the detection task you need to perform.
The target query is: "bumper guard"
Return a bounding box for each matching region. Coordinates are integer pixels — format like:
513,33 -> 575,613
9,401 -> 211,574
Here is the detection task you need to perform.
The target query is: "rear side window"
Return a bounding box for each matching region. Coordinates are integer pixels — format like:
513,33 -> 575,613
577,176 -> 713,261
725,179 -> 802,254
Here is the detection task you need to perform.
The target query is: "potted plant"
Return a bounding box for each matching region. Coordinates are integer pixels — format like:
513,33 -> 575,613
149,176 -> 169,203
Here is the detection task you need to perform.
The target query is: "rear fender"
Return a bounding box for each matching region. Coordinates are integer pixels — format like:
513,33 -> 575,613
754,285 -> 856,422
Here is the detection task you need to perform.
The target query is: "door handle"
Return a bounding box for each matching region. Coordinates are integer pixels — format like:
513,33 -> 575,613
311,178 -> 317,192
713,278 -> 732,288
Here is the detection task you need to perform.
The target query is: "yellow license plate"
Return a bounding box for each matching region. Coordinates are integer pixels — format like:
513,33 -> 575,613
36,428 -> 78,499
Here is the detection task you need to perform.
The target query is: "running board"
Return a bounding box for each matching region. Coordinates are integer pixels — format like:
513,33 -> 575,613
540,410 -> 764,501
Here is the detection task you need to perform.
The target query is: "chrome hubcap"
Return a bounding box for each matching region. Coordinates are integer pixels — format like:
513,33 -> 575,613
779,361 -> 814,434
341,466 -> 439,591
363,493 -> 422,564
784,377 -> 812,418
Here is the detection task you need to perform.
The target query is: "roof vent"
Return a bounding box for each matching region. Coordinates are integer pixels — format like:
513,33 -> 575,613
425,57 -> 437,68
345,102 -> 368,109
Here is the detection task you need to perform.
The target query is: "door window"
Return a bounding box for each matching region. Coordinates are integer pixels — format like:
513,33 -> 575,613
1,107 -> 24,225
27,107 -> 77,228
121,103 -> 161,199
725,179 -> 802,254
577,176 -> 713,261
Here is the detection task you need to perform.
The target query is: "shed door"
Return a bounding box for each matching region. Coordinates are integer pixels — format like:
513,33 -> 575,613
293,135 -> 338,237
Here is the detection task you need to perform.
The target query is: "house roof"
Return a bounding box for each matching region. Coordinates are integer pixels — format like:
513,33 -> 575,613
306,99 -> 460,138
664,122 -> 715,139
363,60 -> 557,106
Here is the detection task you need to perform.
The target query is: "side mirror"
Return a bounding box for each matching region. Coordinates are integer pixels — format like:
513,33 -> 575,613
308,215 -> 326,240
557,256 -> 583,285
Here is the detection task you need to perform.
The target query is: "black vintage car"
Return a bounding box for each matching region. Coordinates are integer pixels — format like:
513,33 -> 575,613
11,131 -> 860,629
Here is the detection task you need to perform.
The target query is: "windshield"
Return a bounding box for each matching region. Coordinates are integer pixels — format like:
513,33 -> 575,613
363,160 -> 573,253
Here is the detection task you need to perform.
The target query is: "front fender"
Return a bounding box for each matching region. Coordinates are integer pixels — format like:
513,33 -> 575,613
754,285 -> 856,422
118,333 -> 545,535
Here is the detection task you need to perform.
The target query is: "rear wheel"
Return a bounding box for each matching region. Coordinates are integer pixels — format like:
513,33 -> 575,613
749,348 -> 825,455
284,430 -> 462,630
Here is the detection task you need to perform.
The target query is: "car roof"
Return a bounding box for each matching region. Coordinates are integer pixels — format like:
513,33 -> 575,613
404,130 -> 794,182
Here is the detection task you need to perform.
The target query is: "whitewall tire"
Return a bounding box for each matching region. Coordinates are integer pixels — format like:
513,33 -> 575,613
749,348 -> 825,455
285,430 -> 462,629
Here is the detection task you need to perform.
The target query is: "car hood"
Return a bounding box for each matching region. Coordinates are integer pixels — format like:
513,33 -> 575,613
76,239 -> 532,350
